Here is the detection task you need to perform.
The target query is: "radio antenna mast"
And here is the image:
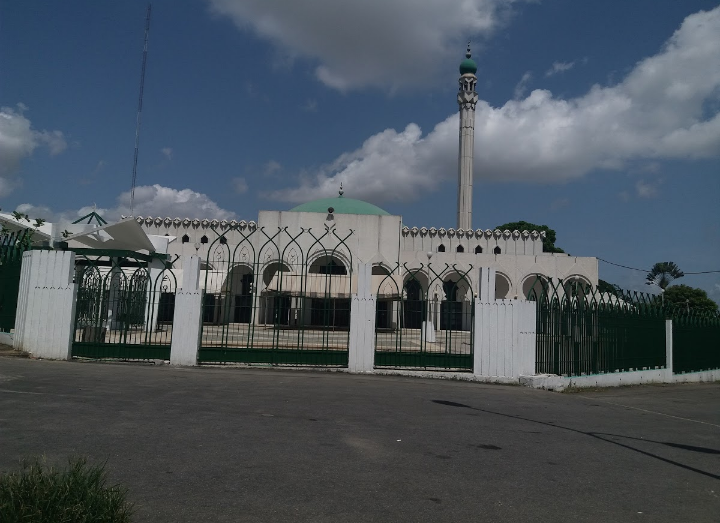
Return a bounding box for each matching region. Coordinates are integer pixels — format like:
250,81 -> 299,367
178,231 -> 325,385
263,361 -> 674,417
130,3 -> 152,216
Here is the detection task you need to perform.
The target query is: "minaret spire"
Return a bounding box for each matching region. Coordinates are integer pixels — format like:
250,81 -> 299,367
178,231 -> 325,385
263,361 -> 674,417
456,43 -> 478,230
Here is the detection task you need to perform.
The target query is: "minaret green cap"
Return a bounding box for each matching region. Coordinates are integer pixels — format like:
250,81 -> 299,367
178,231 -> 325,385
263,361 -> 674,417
459,43 -> 477,75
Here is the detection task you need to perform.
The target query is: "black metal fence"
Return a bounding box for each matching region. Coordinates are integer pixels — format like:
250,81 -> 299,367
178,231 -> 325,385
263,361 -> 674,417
197,225 -> 354,366
374,263 -> 474,370
528,278 -> 667,376
673,310 -> 720,373
72,252 -> 176,360
0,229 -> 33,332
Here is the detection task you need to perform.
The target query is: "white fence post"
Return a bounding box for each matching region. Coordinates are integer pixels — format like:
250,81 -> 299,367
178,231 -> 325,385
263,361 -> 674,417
665,319 -> 673,378
170,255 -> 203,366
473,298 -> 537,381
348,263 -> 375,373
13,250 -> 77,360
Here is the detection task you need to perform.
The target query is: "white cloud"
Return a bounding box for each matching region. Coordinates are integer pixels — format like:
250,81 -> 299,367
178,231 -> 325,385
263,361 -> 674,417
545,60 -> 575,77
206,0 -> 523,90
161,147 -> 173,160
232,177 -> 248,194
635,179 -> 660,198
513,71 -> 532,99
0,104 -> 67,196
269,7 -> 720,204
15,185 -> 236,225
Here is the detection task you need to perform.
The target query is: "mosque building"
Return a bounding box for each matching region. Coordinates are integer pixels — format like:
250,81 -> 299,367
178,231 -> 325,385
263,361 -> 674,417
128,46 -> 598,331
0,47 -> 597,337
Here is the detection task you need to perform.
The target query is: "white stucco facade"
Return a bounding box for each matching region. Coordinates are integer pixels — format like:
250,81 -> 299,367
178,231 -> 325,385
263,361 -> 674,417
131,207 -> 598,302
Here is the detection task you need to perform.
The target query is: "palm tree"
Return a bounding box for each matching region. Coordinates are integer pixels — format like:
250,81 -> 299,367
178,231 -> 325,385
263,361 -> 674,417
646,262 -> 684,291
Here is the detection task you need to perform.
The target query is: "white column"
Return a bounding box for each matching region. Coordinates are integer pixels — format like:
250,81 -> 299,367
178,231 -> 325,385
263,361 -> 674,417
170,255 -> 203,366
14,250 -> 77,360
665,319 -> 673,376
478,267 -> 496,302
145,260 -> 165,334
348,263 -> 375,373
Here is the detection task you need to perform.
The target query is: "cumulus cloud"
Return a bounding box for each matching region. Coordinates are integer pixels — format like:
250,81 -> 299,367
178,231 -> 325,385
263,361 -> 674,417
268,7 -> 720,204
0,104 -> 67,196
206,0 -> 522,90
15,185 -> 236,226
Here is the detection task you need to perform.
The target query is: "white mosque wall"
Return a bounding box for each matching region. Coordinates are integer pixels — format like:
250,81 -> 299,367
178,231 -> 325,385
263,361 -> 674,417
133,211 -> 598,302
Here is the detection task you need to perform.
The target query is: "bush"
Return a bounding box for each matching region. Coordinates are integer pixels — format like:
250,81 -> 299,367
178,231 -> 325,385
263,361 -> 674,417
0,457 -> 132,523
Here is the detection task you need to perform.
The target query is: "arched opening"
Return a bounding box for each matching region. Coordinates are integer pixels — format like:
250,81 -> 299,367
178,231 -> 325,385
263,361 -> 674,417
493,246 -> 501,254
200,235 -> 208,244
456,245 -> 464,253
223,265 -> 254,323
371,265 -> 391,276
181,234 -> 189,244
307,255 -> 351,329
563,276 -> 591,301
438,244 -> 446,252
261,262 -> 292,326
495,273 -> 511,299
403,278 -> 425,329
522,275 -> 548,300
474,246 -> 482,254
440,278 -> 463,330
309,255 -> 347,275
219,236 -> 227,245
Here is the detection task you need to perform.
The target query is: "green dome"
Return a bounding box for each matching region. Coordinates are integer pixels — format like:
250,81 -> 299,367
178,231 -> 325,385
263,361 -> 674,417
459,57 -> 477,75
289,196 -> 390,216
459,44 -> 477,75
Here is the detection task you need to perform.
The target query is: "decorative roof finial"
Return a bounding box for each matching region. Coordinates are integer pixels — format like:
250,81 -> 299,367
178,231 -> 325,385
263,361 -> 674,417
339,182 -> 344,197
466,41 -> 471,59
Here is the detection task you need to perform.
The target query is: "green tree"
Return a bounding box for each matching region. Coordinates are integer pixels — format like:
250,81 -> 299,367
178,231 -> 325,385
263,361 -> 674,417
598,279 -> 623,296
663,284 -> 719,313
494,221 -> 565,253
646,261 -> 684,290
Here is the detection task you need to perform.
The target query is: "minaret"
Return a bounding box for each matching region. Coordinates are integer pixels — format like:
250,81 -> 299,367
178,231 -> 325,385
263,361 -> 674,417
456,44 -> 478,230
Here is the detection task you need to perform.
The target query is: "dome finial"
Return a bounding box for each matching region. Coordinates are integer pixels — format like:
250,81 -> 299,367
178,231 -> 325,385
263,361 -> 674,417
339,182 -> 344,197
466,41 -> 471,59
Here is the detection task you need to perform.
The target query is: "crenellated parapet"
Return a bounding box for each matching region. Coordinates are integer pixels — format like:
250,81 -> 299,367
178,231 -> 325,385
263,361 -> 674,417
401,227 -> 546,240
125,216 -> 257,231
400,226 -> 548,256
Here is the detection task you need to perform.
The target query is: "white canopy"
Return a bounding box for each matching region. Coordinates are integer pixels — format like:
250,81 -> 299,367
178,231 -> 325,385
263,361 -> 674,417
65,218 -> 156,252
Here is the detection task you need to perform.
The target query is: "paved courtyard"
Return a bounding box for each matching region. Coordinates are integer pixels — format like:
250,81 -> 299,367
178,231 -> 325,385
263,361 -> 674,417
0,357 -> 718,522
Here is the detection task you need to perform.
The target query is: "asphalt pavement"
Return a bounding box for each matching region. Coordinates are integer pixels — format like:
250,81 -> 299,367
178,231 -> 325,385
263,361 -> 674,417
1,358 -> 718,522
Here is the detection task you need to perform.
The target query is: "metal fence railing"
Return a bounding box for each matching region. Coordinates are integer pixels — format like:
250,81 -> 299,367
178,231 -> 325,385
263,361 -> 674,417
673,310 -> 720,374
197,225 -> 354,366
72,252 -> 176,360
374,263 -> 474,371
528,277 -> 667,376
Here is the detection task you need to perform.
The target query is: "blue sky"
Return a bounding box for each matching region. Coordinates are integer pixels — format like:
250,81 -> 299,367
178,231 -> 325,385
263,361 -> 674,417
1,0 -> 719,301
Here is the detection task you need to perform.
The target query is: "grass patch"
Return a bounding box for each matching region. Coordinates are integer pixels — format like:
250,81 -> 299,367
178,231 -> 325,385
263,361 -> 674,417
0,457 -> 133,523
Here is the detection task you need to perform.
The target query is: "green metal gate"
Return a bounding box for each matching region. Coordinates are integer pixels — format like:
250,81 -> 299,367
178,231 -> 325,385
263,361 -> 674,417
0,229 -> 32,332
71,251 -> 176,360
673,310 -> 720,374
374,263 -> 474,370
197,225 -> 353,366
528,277 -> 666,376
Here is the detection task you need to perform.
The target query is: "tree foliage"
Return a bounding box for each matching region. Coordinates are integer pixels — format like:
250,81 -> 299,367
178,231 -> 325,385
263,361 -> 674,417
598,279 -> 623,296
646,261 -> 684,290
663,284 -> 719,313
493,221 -> 565,253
